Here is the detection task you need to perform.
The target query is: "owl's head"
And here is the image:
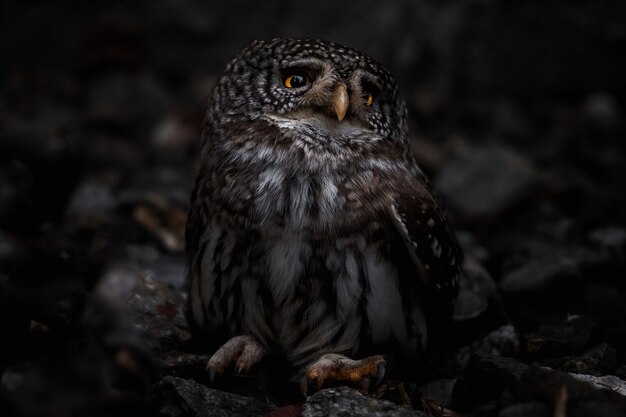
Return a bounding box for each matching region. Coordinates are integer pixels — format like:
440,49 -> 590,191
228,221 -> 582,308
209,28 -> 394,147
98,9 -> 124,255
206,38 -> 409,148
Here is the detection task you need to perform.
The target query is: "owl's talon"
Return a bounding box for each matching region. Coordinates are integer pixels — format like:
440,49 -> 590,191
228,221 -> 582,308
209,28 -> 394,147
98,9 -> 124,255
301,353 -> 387,395
206,335 -> 266,380
374,362 -> 386,389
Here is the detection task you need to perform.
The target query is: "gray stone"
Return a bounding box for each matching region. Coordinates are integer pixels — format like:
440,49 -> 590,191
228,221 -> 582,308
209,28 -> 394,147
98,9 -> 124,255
456,230 -> 489,264
302,386 -> 427,417
519,367 -> 626,417
152,112 -> 199,163
454,350 -> 529,409
456,325 -> 521,371
589,226 -> 626,255
419,378 -> 456,409
157,376 -> 275,417
561,344 -> 617,376
583,93 -> 620,125
568,374 -> 626,397
86,256 -> 189,352
525,315 -> 595,357
66,179 -> 118,216
482,325 -> 521,358
117,167 -> 193,207
453,257 -> 497,321
435,145 -> 535,219
500,245 -> 604,295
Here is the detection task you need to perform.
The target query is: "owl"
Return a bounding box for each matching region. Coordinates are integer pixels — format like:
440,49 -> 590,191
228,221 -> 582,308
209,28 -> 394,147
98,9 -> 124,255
186,38 -> 461,394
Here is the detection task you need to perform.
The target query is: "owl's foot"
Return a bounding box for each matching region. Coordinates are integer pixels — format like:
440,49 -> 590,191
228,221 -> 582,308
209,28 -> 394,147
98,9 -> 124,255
206,335 -> 266,380
302,353 -> 386,395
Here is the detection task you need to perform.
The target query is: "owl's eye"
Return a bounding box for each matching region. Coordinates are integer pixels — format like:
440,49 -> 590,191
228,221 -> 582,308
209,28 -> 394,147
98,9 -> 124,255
283,70 -> 310,89
361,81 -> 379,107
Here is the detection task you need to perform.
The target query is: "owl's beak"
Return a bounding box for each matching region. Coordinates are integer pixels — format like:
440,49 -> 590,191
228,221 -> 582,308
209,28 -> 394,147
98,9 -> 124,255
332,84 -> 349,121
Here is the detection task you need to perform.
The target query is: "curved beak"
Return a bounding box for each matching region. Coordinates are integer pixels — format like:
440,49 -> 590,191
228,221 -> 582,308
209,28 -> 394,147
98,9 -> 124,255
332,84 -> 349,121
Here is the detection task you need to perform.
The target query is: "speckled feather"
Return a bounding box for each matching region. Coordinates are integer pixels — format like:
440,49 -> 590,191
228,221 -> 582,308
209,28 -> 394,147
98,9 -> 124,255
186,38 -> 461,374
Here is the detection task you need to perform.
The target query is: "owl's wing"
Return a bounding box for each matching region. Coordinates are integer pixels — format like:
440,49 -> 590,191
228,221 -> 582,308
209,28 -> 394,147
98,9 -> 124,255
388,181 -> 461,314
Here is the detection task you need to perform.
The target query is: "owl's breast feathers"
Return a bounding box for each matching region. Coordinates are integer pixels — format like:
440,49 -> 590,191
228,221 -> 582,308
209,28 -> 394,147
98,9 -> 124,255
187,117 -> 460,362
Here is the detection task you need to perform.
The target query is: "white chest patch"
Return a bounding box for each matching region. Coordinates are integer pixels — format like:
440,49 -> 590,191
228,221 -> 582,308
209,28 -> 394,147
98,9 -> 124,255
254,165 -> 341,231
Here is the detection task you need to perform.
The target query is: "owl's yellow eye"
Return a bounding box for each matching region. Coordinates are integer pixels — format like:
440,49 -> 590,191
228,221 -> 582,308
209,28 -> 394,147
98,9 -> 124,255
361,80 -> 379,107
283,71 -> 310,89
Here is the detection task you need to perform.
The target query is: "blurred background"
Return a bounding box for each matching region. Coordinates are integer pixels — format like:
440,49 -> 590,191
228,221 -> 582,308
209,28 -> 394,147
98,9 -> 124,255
1,1 -> 625,416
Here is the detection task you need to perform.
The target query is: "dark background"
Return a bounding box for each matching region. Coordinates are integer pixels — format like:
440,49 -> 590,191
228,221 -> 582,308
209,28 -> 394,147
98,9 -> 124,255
1,1 -> 625,416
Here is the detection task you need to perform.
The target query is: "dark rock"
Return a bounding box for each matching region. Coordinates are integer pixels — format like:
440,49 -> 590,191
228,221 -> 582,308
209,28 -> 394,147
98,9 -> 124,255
155,376 -> 275,417
1,355 -> 155,417
302,386 -> 427,417
453,350 -> 528,410
133,245 -> 187,288
114,168 -> 189,252
118,167 -> 193,207
517,367 -> 626,417
525,315 -> 595,357
126,265 -> 190,344
456,231 -> 489,264
583,93 -> 620,127
160,352 -> 211,381
589,226 -> 626,258
87,256 -> 189,352
500,245 -> 605,295
455,325 -> 520,372
453,257 -> 497,322
435,145 -> 536,220
458,354 -> 626,415
87,263 -> 148,349
152,110 -> 201,163
500,255 -> 577,295
66,179 -> 118,216
481,325 -> 521,358
568,374 -> 626,397
560,344 -> 617,376
419,378 -> 456,409
468,350 -> 527,383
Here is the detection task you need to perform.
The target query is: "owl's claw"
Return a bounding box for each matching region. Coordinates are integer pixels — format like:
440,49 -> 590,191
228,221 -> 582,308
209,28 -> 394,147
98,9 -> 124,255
302,353 -> 387,395
375,362 -> 386,388
206,335 -> 266,380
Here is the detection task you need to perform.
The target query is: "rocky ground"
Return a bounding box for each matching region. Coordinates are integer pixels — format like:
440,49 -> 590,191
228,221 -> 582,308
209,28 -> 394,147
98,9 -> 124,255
1,1 -> 625,416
